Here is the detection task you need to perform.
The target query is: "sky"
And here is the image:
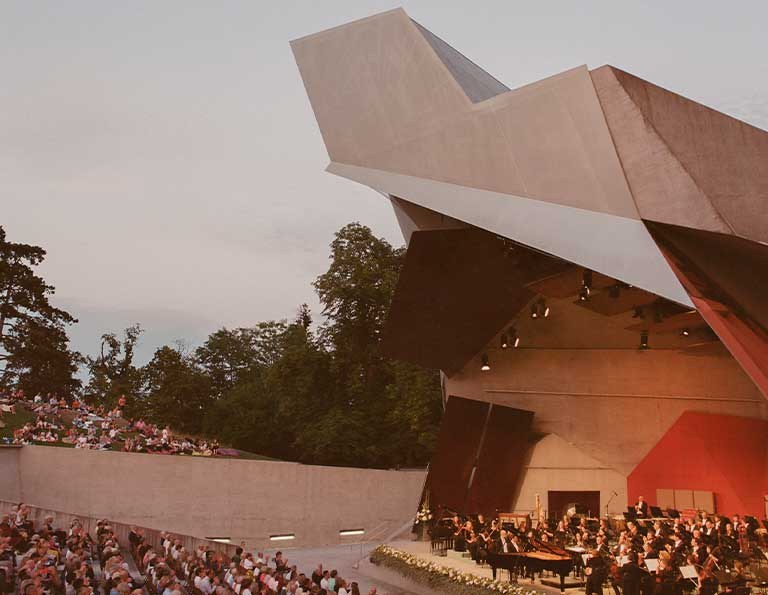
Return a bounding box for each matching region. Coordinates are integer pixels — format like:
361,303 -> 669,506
2,0 -> 767,364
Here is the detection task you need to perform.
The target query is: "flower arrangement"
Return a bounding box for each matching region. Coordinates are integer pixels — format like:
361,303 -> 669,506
414,503 -> 433,525
370,545 -> 541,595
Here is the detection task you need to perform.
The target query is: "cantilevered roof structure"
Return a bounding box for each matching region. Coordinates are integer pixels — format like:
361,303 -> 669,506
292,9 -> 768,517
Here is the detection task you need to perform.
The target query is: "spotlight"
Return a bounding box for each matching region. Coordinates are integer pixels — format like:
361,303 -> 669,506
680,328 -> 690,337
508,326 -> 520,348
578,286 -> 590,302
500,333 -> 509,349
640,331 -> 649,350
481,354 -> 491,371
537,298 -> 550,318
632,306 -> 645,319
582,269 -> 593,289
530,303 -> 539,318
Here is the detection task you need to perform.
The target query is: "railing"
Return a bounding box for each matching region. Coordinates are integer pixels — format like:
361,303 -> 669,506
0,500 -> 241,558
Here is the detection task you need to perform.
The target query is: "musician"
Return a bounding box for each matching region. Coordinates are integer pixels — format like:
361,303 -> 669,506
473,513 -> 487,534
595,535 -> 610,558
453,519 -> 470,552
634,496 -> 649,519
475,528 -> 491,565
554,520 -> 569,546
599,519 -> 615,542
585,549 -> 608,595
653,551 -> 676,595
621,551 -> 644,595
488,519 -> 500,543
702,520 -> 717,546
495,529 -> 514,554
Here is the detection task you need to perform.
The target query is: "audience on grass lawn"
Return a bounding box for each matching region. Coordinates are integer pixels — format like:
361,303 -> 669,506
1,391 -> 219,457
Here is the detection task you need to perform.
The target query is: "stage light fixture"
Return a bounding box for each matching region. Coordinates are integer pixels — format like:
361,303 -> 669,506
582,269 -> 593,289
578,286 -> 590,302
680,328 -> 690,337
537,298 -> 550,318
509,326 -> 520,348
481,354 -> 491,371
640,331 -> 649,350
530,303 -> 539,318
500,333 -> 509,349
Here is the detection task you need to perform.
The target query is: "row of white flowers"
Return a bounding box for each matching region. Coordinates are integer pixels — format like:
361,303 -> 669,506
371,545 -> 541,595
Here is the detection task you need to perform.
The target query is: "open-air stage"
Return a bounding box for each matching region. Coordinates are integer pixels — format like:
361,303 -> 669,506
382,539 -> 581,595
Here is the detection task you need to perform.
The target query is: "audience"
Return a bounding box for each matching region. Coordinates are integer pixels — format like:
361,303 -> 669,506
0,505 -> 380,595
1,391 -> 219,457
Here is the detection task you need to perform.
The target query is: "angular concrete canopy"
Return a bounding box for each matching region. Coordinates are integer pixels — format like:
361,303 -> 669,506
292,8 -> 768,397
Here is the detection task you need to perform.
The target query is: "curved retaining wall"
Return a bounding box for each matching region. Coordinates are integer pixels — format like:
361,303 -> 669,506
0,445 -> 425,548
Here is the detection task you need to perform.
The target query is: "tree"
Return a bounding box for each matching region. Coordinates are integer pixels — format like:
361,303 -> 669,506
304,223 -> 442,467
0,226 -> 80,396
195,321 -> 287,399
141,345 -> 212,434
84,324 -> 143,410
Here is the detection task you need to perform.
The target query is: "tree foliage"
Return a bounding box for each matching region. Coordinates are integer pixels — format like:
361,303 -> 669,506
2,222 -> 443,468
84,324 -> 143,412
134,223 -> 443,468
0,226 -> 81,396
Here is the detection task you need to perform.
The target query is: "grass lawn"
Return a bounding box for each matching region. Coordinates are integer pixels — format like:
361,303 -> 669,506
0,407 -> 37,440
1,403 -> 277,460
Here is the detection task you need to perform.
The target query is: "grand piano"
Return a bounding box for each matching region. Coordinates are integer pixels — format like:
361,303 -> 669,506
487,540 -> 574,593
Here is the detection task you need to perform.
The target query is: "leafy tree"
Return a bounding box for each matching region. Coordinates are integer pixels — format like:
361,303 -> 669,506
0,226 -> 80,396
195,321 -> 287,398
141,345 -> 212,433
84,324 -> 143,411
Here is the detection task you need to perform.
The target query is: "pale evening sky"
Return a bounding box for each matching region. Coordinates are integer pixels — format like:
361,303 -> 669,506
2,0 -> 767,362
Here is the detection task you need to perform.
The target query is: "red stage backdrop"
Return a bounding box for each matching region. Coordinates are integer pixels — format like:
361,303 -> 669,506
628,411 -> 768,517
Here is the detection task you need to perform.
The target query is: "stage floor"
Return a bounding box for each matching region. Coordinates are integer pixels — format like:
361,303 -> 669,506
387,540 -> 582,594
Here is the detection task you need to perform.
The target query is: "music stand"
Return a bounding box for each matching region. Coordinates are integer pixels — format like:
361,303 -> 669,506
679,565 -> 699,589
644,559 -> 659,573
650,506 -> 663,518
617,555 -> 629,567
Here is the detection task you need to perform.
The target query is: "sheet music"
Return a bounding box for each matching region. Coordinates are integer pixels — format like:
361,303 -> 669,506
680,565 -> 698,579
644,559 -> 659,573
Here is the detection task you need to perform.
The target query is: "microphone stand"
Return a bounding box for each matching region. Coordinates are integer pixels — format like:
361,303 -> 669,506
605,492 -> 618,518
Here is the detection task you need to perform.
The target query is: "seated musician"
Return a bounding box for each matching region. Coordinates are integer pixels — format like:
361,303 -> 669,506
554,520 -> 568,545
585,548 -> 608,595
599,519 -> 615,542
620,550 -> 644,595
475,528 -> 490,565
472,514 -> 487,534
495,529 -> 515,554
702,520 -> 717,546
453,519 -> 468,552
634,496 -> 649,518
488,519 -> 500,542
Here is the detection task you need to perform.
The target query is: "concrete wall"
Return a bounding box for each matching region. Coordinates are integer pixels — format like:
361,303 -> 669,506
445,293 -> 767,477
0,446 -> 425,549
512,434 -> 627,516
0,447 -> 21,502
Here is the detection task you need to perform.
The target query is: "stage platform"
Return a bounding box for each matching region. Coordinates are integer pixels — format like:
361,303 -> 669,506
387,540 -> 584,594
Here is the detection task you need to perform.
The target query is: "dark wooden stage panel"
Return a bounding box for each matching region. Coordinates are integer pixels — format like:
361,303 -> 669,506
425,396 -> 534,515
381,227 -> 567,374
467,405 -> 534,514
425,396 -> 489,512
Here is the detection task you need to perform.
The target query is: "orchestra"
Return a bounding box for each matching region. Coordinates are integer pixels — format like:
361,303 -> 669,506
426,502 -> 768,595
